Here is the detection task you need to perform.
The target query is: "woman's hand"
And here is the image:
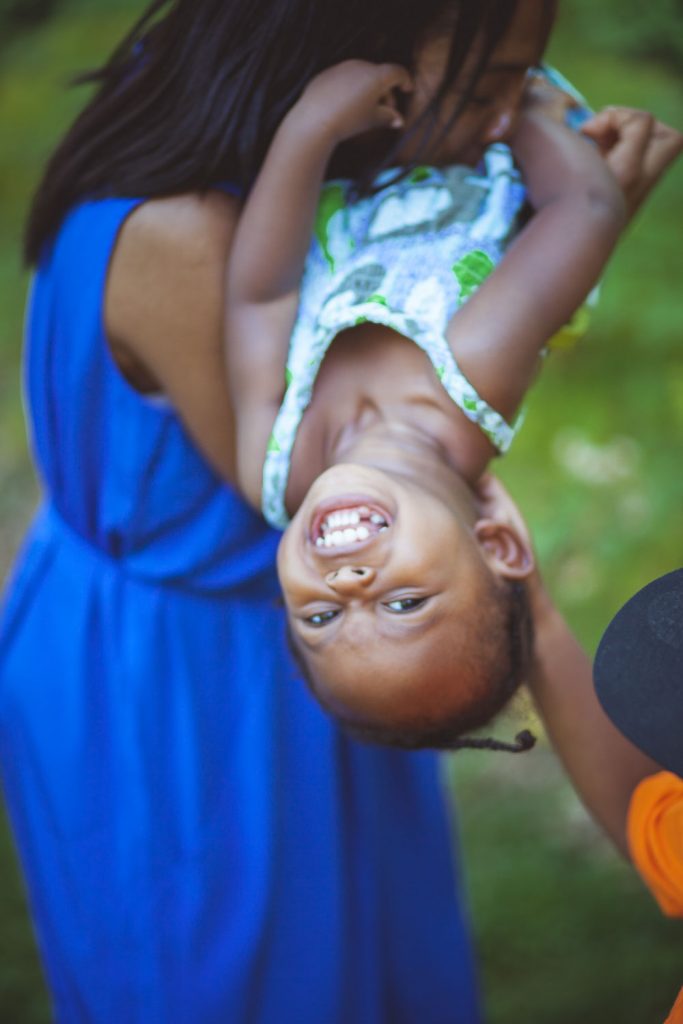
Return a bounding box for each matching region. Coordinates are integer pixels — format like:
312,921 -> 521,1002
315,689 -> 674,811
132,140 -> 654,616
580,107 -> 683,219
291,60 -> 413,146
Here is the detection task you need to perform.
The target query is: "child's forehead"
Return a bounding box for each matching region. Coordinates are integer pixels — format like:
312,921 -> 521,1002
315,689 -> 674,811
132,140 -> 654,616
304,622 -> 489,726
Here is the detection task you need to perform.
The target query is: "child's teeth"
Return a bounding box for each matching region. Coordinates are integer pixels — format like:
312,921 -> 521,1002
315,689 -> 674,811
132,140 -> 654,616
318,507 -> 389,544
317,524 -> 373,547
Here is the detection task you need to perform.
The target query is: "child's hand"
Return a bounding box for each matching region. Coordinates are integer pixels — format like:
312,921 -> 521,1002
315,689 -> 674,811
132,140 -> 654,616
292,60 -> 413,145
581,107 -> 683,219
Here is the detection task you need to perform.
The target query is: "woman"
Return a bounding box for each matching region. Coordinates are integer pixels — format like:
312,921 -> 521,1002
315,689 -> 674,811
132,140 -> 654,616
2,0 -> 544,1018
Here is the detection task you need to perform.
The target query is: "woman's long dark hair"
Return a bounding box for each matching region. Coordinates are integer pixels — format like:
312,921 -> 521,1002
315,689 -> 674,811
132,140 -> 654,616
25,0 -> 525,264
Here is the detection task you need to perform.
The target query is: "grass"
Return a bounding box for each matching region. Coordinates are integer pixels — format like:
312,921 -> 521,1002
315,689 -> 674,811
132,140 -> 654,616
0,2 -> 681,1020
450,744 -> 682,1023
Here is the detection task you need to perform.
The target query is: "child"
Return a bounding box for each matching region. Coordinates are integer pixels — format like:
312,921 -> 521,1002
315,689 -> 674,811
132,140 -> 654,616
225,60 -> 682,751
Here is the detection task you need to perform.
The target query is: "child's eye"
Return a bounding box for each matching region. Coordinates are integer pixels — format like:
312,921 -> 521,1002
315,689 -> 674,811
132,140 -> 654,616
304,609 -> 340,627
384,597 -> 427,614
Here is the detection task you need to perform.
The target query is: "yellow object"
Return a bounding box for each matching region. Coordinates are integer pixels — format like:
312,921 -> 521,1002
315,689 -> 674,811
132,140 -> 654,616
627,771 -> 683,917
547,303 -> 592,351
664,987 -> 683,1024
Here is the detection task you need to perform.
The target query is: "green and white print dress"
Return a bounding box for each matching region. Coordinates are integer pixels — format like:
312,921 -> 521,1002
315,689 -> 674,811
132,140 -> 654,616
262,145 -> 527,529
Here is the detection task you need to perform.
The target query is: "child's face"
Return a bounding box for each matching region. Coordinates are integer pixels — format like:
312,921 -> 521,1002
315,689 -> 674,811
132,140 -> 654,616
404,0 -> 558,165
277,464 -> 508,728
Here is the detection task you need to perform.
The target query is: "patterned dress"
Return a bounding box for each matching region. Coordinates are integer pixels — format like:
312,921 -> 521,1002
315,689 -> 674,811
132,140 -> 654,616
262,146 -> 527,528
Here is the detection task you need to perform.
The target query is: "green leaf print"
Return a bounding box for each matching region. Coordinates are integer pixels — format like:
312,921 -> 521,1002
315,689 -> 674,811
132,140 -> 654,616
284,367 -> 293,388
408,166 -> 432,183
367,293 -> 388,306
452,250 -> 495,302
315,184 -> 346,271
267,434 -> 281,454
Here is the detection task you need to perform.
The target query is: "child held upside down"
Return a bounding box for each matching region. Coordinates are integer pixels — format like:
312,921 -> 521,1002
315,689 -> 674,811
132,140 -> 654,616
225,60 -> 682,750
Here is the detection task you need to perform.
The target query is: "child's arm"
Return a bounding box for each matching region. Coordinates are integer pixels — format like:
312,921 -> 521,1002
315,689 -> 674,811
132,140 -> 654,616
528,577 -> 659,857
225,61 -> 411,501
476,474 -> 659,858
446,108 -> 681,425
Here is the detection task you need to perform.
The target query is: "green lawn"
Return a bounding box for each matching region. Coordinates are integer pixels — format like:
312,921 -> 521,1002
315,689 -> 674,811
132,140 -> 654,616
0,2 -> 681,1020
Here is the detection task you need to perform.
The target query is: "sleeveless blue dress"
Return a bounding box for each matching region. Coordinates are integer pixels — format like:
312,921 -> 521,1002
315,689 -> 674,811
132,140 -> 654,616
0,197 -> 481,1023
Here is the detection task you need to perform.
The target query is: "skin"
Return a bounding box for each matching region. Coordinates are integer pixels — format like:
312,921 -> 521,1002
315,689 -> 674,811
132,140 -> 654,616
479,475 -> 659,859
397,0 -> 558,166
277,438 -> 532,726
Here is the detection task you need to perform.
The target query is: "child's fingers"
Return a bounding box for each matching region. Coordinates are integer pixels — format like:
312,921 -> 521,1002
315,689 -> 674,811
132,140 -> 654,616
601,109 -> 655,190
374,62 -> 414,95
642,120 -> 683,179
629,120 -> 683,214
582,107 -> 651,173
580,107 -> 617,146
580,106 -> 643,157
585,108 -> 682,216
374,102 -> 404,130
370,65 -> 412,130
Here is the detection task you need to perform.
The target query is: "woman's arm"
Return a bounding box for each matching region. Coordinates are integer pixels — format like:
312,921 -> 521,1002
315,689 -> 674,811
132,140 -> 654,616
447,107 -> 681,424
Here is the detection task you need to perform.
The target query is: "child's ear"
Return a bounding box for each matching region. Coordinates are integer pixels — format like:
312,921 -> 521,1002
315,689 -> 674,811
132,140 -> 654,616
473,518 -> 535,580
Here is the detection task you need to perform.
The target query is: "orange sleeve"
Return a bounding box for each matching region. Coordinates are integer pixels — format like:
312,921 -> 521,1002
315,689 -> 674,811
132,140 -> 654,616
664,987 -> 683,1024
627,772 -> 683,918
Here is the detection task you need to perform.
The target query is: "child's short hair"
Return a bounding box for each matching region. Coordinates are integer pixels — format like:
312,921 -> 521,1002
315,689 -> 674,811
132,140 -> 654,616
287,579 -> 535,753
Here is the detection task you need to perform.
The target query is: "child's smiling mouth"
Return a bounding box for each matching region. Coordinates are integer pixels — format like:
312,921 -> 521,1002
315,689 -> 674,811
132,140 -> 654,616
309,499 -> 391,551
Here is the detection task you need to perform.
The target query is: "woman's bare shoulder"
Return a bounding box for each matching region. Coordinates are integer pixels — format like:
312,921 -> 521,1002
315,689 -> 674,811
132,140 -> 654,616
106,190 -> 241,349
104,190 -> 242,482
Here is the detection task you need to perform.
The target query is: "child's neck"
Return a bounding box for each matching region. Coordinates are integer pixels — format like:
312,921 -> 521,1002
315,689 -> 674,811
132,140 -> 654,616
284,328 -> 495,517
324,419 -> 481,522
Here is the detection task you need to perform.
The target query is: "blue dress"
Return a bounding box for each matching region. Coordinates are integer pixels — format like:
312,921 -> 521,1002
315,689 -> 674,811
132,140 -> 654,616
0,197 -> 481,1023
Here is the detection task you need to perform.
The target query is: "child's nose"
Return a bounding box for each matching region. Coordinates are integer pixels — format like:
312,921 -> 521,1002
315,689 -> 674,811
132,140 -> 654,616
325,566 -> 376,592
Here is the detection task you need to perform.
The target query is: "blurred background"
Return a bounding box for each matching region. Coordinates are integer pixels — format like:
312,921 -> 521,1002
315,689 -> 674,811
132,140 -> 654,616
0,0 -> 681,1020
